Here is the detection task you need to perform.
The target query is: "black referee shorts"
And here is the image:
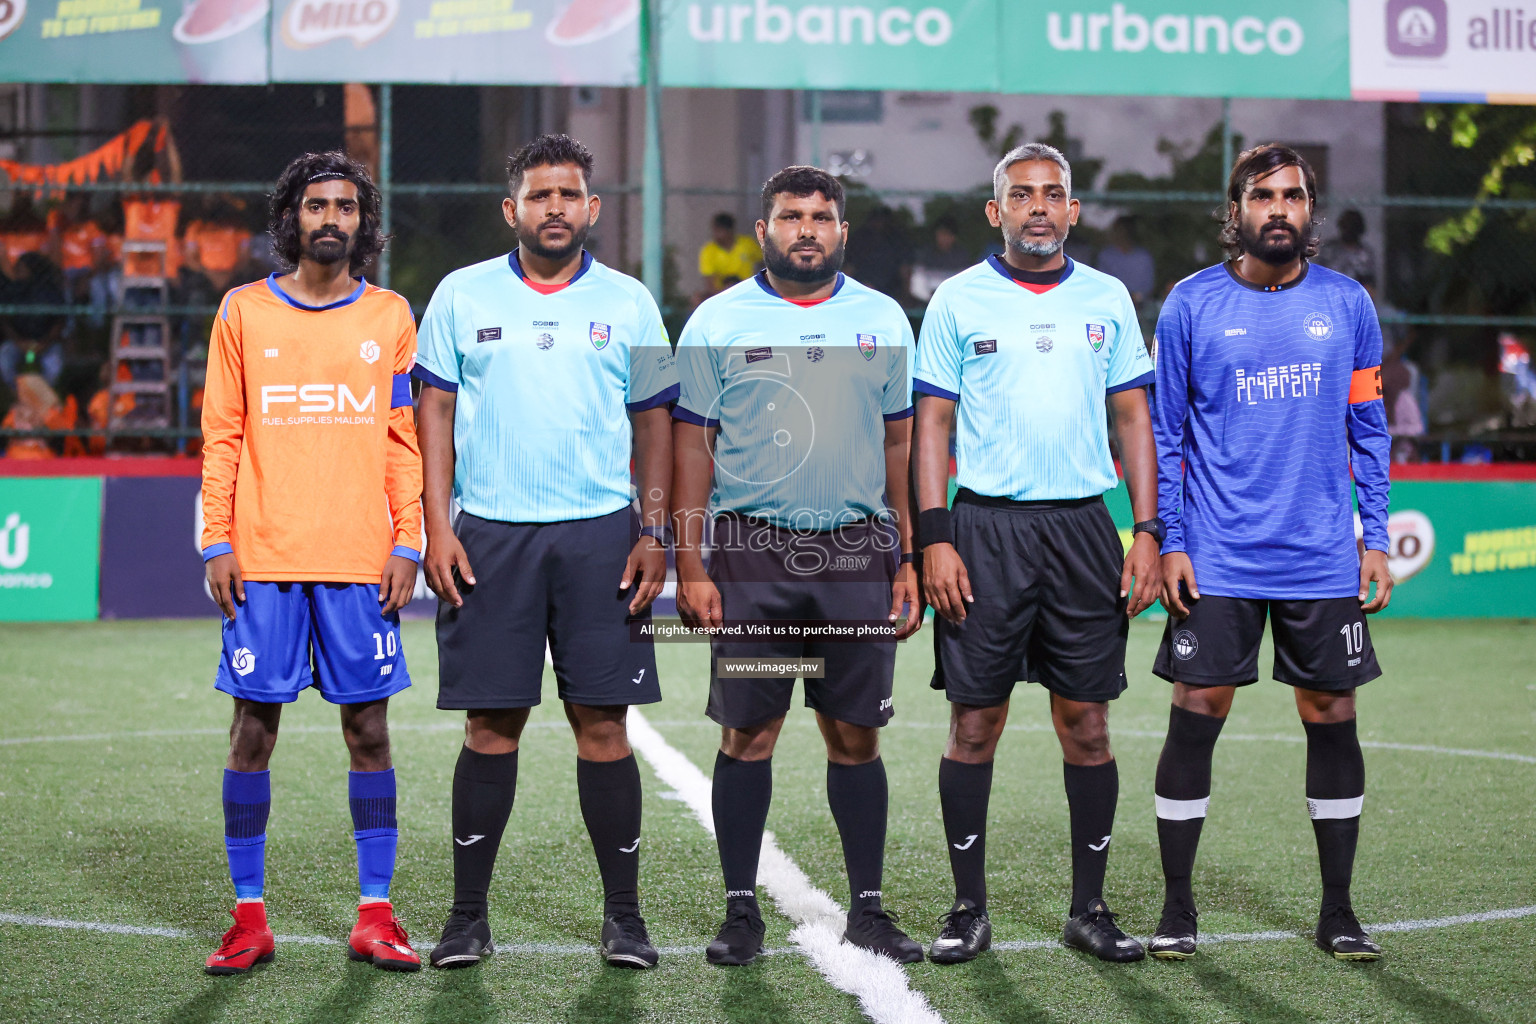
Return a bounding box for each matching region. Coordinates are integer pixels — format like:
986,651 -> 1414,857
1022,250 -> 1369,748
436,507 -> 661,710
706,514 -> 899,730
931,490 -> 1129,706
1153,594 -> 1381,691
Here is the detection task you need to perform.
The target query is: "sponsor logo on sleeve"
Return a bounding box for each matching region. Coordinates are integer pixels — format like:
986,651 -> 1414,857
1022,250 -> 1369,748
974,338 -> 998,355
476,327 -> 502,344
745,347 -> 773,363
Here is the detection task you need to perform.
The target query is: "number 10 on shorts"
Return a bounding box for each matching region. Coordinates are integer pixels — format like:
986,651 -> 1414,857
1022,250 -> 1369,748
1340,622 -> 1363,655
373,631 -> 398,660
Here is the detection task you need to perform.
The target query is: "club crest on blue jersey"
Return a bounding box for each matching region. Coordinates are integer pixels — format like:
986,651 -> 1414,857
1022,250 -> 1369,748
1302,312 -> 1334,340
857,333 -> 877,361
590,322 -> 611,350
1087,323 -> 1106,352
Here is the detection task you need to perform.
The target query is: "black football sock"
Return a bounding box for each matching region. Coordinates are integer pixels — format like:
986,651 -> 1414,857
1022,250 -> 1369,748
577,754 -> 644,916
1154,704 -> 1227,915
451,746 -> 518,910
712,752 -> 772,907
1304,718 -> 1365,910
938,757 -> 992,911
827,758 -> 888,914
1064,760 -> 1119,918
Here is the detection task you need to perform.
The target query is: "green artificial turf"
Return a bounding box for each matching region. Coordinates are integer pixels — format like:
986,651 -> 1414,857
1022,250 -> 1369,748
0,617 -> 1532,1023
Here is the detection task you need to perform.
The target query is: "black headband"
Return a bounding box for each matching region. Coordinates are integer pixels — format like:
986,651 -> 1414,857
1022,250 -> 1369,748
306,171 -> 348,184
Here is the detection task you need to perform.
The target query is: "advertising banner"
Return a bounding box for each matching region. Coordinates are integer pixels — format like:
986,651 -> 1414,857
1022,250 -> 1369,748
269,0 -> 642,84
1350,0 -> 1536,104
1101,477 -> 1536,619
1000,0 -> 1351,99
0,0 -> 269,83
99,476 -> 215,619
0,476 -> 101,622
661,0 -> 1001,91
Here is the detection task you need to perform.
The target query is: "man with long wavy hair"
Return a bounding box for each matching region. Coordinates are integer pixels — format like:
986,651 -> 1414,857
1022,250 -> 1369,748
200,151 -> 424,974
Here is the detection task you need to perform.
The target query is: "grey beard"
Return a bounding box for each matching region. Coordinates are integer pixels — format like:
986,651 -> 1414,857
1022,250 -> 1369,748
1004,223 -> 1068,258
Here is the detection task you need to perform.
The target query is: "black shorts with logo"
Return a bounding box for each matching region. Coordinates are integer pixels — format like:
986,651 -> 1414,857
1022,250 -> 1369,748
1152,594 -> 1381,691
436,507 -> 661,710
931,490 -> 1129,706
706,514 -> 899,730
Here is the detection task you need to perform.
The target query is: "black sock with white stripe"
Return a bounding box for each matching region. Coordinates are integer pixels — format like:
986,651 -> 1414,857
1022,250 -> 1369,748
1304,718 -> 1365,909
577,754 -> 643,916
1064,760 -> 1119,917
1154,704 -> 1226,916
938,757 -> 992,912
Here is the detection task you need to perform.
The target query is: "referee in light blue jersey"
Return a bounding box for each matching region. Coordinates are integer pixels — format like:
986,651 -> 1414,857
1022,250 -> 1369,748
412,135 -> 677,971
672,166 -> 924,967
912,143 -> 1163,965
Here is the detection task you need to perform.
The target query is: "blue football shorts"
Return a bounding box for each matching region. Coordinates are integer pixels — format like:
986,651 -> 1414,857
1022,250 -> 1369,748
214,581 -> 411,705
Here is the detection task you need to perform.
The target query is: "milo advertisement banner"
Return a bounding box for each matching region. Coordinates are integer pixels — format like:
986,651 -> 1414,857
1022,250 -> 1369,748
0,0 -> 269,82
269,0 -> 641,84
0,477 -> 102,622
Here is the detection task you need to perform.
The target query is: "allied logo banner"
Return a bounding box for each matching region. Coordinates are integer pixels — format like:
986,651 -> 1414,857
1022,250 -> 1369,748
1350,0 -> 1536,104
0,477 -> 101,622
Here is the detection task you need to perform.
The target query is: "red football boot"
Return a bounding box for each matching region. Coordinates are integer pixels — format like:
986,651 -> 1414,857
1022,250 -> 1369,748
348,901 -> 421,972
205,903 -> 275,975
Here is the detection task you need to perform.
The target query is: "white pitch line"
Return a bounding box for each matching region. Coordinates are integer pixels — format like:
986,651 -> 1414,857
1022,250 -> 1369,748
0,912 -> 775,958
626,709 -> 944,1024
990,905 -> 1536,952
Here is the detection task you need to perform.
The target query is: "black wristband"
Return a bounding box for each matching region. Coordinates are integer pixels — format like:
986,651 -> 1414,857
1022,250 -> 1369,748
899,552 -> 917,565
917,507 -> 954,548
640,525 -> 668,545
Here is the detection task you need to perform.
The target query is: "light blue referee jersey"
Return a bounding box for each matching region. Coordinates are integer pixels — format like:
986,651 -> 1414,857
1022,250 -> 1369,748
914,256 -> 1154,502
413,250 -> 678,523
674,272 -> 914,529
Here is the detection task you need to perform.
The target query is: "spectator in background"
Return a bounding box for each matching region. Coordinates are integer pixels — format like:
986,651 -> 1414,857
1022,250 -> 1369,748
909,215 -> 971,303
0,252 -> 67,390
183,195 -> 255,295
1095,214 -> 1155,306
54,192 -> 107,304
1319,208 -> 1376,289
1381,335 -> 1425,462
696,212 -> 761,300
0,194 -> 52,277
846,204 -> 913,304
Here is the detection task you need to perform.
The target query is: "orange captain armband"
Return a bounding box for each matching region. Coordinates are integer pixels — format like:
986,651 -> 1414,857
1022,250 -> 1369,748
1349,366 -> 1383,404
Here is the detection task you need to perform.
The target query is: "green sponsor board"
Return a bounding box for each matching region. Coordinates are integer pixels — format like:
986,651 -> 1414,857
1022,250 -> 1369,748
998,0 -> 1351,99
661,0 -> 1000,90
1101,479 -> 1536,619
0,0 -> 268,82
269,0 -> 641,84
0,477 -> 101,622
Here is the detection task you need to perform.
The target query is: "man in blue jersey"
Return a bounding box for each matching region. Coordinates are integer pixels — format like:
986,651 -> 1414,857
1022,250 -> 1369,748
413,134 -> 677,970
913,144 -> 1163,965
673,166 -> 924,966
1148,144 -> 1392,963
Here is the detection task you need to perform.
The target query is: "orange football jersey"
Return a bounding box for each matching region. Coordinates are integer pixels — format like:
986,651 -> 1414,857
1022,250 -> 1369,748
200,275 -> 423,583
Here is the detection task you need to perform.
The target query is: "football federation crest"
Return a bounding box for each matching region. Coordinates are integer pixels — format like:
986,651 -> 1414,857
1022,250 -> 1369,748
1302,312 -> 1334,340
589,322 -> 611,350
1086,323 -> 1106,352
536,333 -> 555,350
1172,630 -> 1198,661
1035,335 -> 1054,354
857,333 -> 877,361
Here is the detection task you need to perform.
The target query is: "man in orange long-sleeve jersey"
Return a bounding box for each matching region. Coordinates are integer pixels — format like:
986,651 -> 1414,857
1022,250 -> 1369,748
199,152 -> 423,975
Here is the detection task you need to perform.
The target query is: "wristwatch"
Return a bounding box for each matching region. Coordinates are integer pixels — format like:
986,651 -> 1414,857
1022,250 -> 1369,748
1132,517 -> 1167,548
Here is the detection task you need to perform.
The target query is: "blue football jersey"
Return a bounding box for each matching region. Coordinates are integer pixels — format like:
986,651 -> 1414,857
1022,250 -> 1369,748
413,250 -> 677,524
1153,261 -> 1390,599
